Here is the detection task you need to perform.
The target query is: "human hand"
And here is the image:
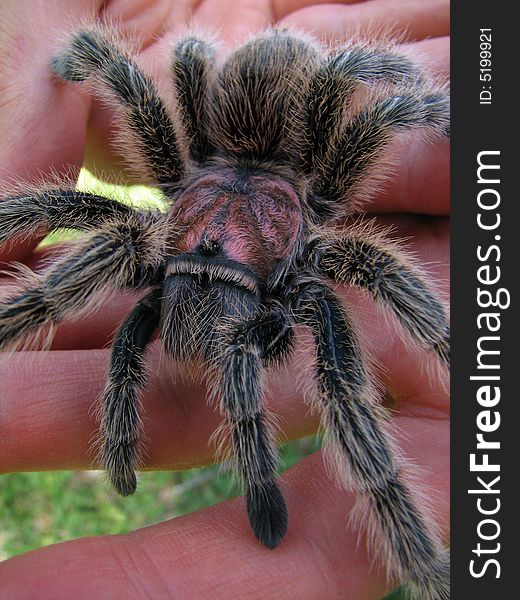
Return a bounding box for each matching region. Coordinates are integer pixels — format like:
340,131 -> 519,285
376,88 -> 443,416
0,1 -> 449,598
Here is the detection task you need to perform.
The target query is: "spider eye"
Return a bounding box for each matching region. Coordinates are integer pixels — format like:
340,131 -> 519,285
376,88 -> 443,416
197,238 -> 221,257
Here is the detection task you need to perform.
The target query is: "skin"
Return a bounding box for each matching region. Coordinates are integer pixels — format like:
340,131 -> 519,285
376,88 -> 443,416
0,1 -> 449,598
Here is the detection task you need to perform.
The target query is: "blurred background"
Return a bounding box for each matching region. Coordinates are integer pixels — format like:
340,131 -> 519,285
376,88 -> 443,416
1,435 -> 320,559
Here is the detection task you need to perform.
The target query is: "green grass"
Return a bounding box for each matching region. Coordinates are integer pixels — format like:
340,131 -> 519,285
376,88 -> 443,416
2,170 -> 405,598
0,437 -> 320,559
41,169 -> 168,246
76,168 -> 167,209
0,437 -> 404,598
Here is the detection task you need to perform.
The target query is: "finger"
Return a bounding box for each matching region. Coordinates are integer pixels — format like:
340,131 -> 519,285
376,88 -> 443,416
0,344 -> 317,473
0,446 -> 448,600
366,137 -> 449,215
274,0 -> 363,20
0,324 -> 448,472
0,0 -> 104,179
278,0 -> 450,41
192,0 -> 274,46
100,0 -> 189,46
0,217 -> 448,472
400,36 -> 450,82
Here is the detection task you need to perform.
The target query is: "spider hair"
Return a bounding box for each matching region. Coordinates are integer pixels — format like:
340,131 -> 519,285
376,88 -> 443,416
0,25 -> 450,599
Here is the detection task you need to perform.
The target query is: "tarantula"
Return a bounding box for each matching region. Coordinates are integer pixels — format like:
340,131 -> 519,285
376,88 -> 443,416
0,27 -> 449,599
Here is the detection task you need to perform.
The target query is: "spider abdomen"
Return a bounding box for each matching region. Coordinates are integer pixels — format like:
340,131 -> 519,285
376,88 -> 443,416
168,169 -> 303,276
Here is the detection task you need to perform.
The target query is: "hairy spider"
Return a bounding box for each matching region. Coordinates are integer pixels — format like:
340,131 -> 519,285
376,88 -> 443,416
0,27 -> 449,599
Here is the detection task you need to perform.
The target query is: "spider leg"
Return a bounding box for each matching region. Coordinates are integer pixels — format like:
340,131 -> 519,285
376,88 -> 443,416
52,29 -> 184,188
0,213 -> 164,350
312,230 -> 449,366
300,46 -> 423,176
101,286 -> 161,496
0,189 -> 136,245
216,309 -> 293,548
211,30 -> 319,162
295,283 -> 448,600
172,37 -> 216,163
309,89 -> 450,219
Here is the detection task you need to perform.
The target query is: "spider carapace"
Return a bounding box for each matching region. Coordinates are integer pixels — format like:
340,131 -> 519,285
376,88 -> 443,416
169,169 -> 302,274
162,168 -> 304,360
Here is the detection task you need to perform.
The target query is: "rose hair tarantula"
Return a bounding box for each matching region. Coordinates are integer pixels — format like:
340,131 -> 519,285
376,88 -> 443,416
0,27 -> 449,599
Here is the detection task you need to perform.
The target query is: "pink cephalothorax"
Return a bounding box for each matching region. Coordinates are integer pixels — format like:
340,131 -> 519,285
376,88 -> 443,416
0,27 -> 449,599
169,170 -> 303,274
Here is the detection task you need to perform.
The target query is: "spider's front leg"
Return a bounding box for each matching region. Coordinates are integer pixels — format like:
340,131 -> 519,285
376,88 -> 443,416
52,28 -> 184,188
215,309 -> 294,549
100,287 -> 161,496
0,189 -> 133,245
311,227 -> 450,367
293,282 -> 449,600
0,210 -> 164,351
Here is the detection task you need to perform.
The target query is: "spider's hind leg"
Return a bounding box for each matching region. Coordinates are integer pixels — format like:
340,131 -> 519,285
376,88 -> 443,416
294,283 -> 449,599
299,44 -> 424,177
171,37 -> 216,162
0,189 -> 133,245
52,28 -> 184,188
308,85 -> 450,219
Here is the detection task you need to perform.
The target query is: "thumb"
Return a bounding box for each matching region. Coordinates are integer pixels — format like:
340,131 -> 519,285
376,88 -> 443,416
0,1 -> 108,181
